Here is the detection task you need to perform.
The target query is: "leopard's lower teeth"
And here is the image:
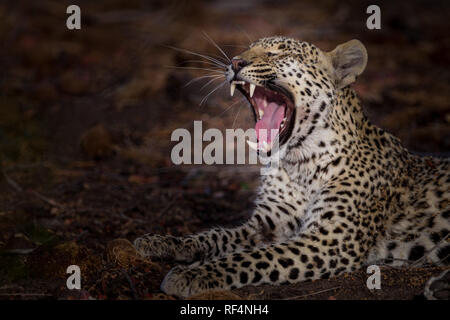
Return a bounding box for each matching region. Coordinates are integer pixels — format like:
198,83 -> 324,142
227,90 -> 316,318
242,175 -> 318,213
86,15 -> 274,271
230,81 -> 246,97
259,109 -> 264,119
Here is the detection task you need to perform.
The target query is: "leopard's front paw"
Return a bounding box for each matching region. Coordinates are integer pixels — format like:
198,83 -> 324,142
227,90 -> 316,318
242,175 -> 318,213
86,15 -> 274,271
133,234 -> 196,262
160,265 -> 224,298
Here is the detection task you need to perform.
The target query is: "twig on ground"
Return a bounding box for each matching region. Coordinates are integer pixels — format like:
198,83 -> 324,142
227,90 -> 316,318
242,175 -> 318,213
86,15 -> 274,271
2,169 -> 23,192
28,189 -> 63,208
2,168 -> 63,208
283,286 -> 341,300
158,198 -> 177,216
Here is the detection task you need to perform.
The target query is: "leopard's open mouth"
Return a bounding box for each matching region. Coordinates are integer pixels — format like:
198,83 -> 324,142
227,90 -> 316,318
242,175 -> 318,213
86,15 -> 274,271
230,80 -> 295,153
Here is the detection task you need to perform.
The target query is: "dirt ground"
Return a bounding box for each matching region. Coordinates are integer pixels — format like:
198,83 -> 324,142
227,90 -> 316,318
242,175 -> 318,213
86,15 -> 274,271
0,0 -> 449,300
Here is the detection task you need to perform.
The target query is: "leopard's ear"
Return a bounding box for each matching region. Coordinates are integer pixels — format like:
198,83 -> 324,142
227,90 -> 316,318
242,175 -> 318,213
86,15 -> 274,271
327,40 -> 367,89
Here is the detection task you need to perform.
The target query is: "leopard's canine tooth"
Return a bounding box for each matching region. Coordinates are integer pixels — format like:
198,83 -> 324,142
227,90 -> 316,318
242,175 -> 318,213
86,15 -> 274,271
230,83 -> 236,96
249,83 -> 256,98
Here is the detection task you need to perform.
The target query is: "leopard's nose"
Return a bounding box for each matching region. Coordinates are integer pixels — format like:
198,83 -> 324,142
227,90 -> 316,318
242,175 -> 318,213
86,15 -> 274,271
231,58 -> 249,72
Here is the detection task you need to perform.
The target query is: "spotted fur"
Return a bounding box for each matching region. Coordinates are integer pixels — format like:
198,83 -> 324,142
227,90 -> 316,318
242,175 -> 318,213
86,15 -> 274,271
134,37 -> 450,298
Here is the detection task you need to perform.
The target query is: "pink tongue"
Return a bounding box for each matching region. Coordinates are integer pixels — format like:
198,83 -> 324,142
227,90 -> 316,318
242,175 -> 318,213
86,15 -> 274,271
255,102 -> 285,148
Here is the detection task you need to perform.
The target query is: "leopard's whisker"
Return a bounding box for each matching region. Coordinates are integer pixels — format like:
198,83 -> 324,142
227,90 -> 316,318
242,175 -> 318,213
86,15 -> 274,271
166,66 -> 224,74
222,44 -> 249,49
181,59 -> 228,68
199,75 -> 226,91
217,97 -> 247,117
183,74 -> 225,88
235,24 -> 253,45
202,31 -> 231,63
199,81 -> 226,106
166,45 -> 227,68
209,54 -> 230,65
232,103 -> 244,129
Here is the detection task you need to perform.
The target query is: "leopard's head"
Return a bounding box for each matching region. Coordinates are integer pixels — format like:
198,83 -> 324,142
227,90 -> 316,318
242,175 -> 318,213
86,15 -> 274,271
226,36 -> 367,156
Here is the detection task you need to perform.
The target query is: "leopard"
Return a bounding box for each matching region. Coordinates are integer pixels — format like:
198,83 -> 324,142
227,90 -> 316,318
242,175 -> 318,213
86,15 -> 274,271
134,36 -> 450,298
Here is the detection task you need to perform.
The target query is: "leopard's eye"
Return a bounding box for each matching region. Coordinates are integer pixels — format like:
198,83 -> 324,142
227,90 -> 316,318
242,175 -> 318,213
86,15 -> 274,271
267,52 -> 277,57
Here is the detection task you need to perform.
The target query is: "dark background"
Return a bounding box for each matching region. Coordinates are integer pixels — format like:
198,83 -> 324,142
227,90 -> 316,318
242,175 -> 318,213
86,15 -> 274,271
0,0 -> 449,299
